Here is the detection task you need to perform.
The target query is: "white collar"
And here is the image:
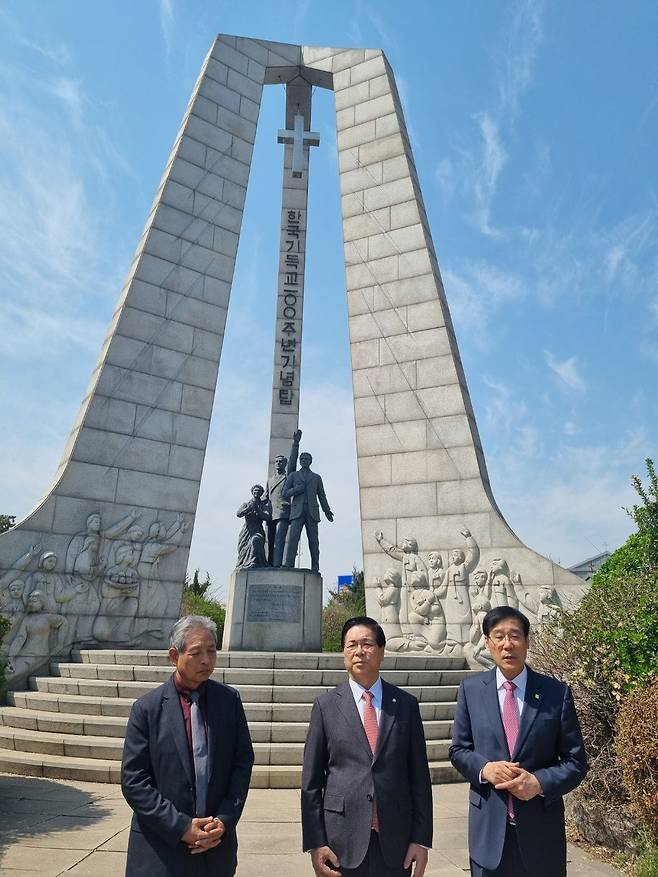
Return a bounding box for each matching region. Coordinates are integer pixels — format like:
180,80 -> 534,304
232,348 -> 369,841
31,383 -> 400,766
348,675 -> 383,702
495,665 -> 527,692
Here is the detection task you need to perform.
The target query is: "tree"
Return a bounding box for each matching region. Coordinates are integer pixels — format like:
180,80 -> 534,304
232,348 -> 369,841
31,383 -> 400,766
0,515 -> 15,534
184,568 -> 211,599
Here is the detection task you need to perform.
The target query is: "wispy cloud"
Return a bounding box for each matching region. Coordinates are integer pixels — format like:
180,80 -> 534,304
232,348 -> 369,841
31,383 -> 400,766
159,0 -> 175,58
544,351 -> 587,392
473,112 -> 508,236
497,0 -> 544,121
483,378 -> 647,565
437,1 -> 544,236
444,261 -> 525,345
0,35 -> 130,359
0,8 -> 72,65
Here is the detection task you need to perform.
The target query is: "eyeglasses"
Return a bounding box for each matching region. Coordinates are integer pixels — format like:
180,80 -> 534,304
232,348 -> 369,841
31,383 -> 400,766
343,639 -> 379,653
487,632 -> 526,644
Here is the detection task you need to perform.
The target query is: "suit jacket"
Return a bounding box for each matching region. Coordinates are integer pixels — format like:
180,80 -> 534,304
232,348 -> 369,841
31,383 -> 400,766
282,468 -> 331,522
449,665 -> 588,875
121,676 -> 254,877
301,679 -> 433,870
265,441 -> 299,521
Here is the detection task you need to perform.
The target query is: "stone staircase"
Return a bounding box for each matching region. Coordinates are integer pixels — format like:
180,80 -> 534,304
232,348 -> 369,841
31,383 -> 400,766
0,650 -> 471,786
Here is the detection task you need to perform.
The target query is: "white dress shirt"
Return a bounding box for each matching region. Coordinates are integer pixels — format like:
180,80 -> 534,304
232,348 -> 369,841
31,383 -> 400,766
348,676 -> 382,725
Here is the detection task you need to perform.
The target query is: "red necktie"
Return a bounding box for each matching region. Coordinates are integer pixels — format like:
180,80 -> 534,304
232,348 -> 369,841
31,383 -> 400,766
502,680 -> 520,821
362,690 -> 379,831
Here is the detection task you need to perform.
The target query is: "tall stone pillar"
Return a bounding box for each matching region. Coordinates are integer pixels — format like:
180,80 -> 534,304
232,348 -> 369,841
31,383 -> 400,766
267,79 -> 318,469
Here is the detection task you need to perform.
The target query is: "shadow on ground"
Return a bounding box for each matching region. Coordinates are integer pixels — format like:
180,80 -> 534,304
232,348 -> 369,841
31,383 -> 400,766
0,774 -> 128,875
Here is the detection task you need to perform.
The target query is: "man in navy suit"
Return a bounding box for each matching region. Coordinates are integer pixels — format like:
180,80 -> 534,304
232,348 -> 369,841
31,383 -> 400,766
449,606 -> 587,876
121,615 -> 254,877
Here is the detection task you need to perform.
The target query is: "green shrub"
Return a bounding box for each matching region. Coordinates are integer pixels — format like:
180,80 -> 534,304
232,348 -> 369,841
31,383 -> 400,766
180,570 -> 225,645
634,840 -> 658,877
322,568 -> 366,652
179,591 -> 226,644
531,460 -> 658,850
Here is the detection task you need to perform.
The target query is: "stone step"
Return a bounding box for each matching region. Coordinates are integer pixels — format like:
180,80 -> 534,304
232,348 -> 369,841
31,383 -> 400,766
0,747 -> 462,787
73,649 -> 467,671
0,708 -> 453,743
8,690 -> 458,722
30,676 -> 460,703
0,649 -> 472,787
51,662 -> 470,687
0,725 -> 454,765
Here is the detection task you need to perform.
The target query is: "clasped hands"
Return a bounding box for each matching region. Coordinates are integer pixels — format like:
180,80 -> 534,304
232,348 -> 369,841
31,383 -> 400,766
181,816 -> 226,855
311,842 -> 428,876
481,761 -> 543,800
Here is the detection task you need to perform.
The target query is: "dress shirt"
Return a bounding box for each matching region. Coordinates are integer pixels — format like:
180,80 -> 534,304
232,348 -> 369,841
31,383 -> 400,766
478,666 -> 527,785
349,676 -> 383,725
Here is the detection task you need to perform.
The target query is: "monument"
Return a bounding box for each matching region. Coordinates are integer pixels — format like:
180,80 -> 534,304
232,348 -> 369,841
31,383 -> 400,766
222,431 -> 328,652
0,34 -> 586,684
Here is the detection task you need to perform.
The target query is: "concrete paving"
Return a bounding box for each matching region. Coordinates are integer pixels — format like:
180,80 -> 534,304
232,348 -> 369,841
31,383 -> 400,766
0,775 -> 622,875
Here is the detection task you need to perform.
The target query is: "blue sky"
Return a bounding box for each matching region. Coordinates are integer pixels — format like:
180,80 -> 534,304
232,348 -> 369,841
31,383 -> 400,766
1,1 -> 656,600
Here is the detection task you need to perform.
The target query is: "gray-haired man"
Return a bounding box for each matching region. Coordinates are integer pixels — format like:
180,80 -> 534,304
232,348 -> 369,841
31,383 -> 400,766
121,615 -> 254,877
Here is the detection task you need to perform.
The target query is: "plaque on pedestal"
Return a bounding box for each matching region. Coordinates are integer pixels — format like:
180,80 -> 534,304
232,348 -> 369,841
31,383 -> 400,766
222,567 -> 322,652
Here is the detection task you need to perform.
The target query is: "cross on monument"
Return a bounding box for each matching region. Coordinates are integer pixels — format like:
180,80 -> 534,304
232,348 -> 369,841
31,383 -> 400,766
277,114 -> 320,178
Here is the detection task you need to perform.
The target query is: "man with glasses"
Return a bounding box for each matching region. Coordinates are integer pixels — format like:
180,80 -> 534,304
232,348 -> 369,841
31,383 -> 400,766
449,606 -> 588,876
301,616 -> 432,876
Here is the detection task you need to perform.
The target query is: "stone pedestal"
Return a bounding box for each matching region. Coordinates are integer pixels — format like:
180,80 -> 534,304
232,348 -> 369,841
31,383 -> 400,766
222,567 -> 322,652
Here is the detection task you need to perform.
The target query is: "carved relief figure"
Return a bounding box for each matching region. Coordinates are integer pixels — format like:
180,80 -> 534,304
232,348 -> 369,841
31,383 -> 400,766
65,509 -> 141,582
137,516 -> 189,622
515,583 -> 561,627
92,542 -> 141,644
0,579 -> 27,653
537,585 -> 561,626
236,485 -> 271,569
265,430 -> 301,567
442,528 -> 479,644
487,557 -> 519,609
376,568 -> 403,638
0,543 -> 42,594
466,570 -> 493,668
377,568 -> 427,653
375,532 -> 429,625
26,551 -> 81,613
6,591 -> 67,679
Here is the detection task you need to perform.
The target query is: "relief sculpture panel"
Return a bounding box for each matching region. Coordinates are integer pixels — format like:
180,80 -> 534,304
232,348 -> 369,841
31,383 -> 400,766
373,526 -> 562,668
0,509 -> 188,685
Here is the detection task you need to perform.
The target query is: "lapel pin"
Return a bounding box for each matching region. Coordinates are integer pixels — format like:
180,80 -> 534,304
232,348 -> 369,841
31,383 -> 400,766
392,698 -> 396,703
534,693 -> 540,700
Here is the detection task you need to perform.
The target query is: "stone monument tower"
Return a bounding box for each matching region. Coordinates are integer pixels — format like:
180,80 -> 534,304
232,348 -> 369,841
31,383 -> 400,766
0,35 -> 585,683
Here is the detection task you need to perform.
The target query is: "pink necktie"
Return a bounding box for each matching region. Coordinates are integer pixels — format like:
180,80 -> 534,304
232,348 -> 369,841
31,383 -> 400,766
362,690 -> 379,831
502,680 -> 520,821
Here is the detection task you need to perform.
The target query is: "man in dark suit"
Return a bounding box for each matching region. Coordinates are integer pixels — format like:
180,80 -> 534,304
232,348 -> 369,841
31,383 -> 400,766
302,616 -> 432,876
264,429 -> 301,567
282,450 -> 333,571
121,615 -> 254,877
449,606 -> 588,876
